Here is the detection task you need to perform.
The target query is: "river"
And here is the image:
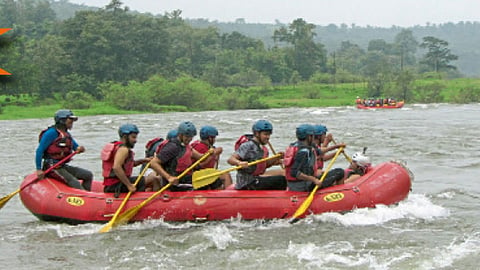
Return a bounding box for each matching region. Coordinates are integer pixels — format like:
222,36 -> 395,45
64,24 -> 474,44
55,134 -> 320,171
1,104 -> 479,269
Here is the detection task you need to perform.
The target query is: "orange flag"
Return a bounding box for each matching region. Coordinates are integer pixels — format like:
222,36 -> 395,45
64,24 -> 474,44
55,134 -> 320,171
0,28 -> 12,75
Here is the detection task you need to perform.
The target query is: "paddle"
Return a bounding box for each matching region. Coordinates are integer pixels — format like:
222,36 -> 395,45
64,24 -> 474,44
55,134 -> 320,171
289,146 -> 344,224
331,138 -> 352,163
111,150 -> 213,227
192,153 -> 282,189
99,162 -> 151,233
0,151 -> 78,210
267,141 -> 284,169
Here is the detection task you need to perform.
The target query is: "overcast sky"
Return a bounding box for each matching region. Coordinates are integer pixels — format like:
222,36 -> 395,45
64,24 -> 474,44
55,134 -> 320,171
68,0 -> 479,27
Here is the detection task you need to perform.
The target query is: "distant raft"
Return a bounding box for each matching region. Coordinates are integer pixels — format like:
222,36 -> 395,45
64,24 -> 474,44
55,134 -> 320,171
19,161 -> 413,224
357,101 -> 405,109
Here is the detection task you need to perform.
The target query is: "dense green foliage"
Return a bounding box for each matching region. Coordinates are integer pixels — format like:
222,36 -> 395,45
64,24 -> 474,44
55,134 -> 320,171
0,0 -> 478,117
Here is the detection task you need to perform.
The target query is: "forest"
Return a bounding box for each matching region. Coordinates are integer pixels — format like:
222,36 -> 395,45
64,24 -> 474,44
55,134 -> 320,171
1,0 -> 480,115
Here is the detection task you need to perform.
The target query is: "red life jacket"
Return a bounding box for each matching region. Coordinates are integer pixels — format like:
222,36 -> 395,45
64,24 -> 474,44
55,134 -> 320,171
234,134 -> 254,151
284,142 -> 318,181
144,137 -> 164,158
39,127 -> 73,160
190,140 -> 215,169
175,144 -> 193,174
101,141 -> 135,186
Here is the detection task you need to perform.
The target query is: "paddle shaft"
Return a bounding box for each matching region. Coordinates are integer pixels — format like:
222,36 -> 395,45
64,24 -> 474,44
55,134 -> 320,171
331,138 -> 352,164
22,151 -> 79,191
289,147 -> 344,223
98,162 -> 151,233
0,151 -> 78,210
194,153 -> 282,184
267,141 -> 284,169
114,150 -> 213,224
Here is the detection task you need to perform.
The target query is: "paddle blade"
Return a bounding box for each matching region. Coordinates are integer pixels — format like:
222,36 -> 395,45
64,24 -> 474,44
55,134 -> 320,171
0,189 -> 20,210
99,220 -> 115,233
114,204 -> 143,226
192,168 -> 221,189
289,188 -> 316,223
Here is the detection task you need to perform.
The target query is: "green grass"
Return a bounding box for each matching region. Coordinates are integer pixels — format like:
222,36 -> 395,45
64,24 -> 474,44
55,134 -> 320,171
1,78 -> 479,120
0,102 -> 145,121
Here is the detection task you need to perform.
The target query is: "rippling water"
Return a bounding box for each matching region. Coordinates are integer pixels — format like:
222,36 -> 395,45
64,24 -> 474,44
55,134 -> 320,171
1,104 -> 479,269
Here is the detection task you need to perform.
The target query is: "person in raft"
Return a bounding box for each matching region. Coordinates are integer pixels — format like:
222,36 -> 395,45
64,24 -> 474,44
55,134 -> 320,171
325,151 -> 372,186
35,109 -> 93,191
101,124 -> 151,196
283,124 -> 321,192
312,124 -> 346,176
143,129 -> 178,191
190,125 -> 232,189
227,120 -> 286,190
150,121 -> 209,191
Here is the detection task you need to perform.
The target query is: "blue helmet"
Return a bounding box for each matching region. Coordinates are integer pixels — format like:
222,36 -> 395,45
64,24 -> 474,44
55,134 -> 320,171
313,125 -> 328,136
296,124 -> 315,140
252,120 -> 273,133
54,109 -> 77,124
200,125 -> 218,140
166,129 -> 178,140
178,121 -> 197,137
118,124 -> 139,137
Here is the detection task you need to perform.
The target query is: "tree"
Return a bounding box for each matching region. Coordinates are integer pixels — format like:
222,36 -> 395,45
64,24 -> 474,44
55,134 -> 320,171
335,41 -> 366,76
273,18 -> 326,80
394,29 -> 418,70
393,69 -> 415,101
419,36 -> 458,72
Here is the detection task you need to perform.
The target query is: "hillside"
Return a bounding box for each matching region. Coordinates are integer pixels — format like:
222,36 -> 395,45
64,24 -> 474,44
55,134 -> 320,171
48,1 -> 480,77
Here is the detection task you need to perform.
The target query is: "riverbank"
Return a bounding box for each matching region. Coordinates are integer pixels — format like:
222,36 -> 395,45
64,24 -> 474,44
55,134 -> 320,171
0,83 -> 364,120
1,77 -> 477,120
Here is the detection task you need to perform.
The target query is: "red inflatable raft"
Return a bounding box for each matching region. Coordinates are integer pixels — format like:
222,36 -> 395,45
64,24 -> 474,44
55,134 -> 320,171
19,161 -> 412,224
357,101 -> 405,109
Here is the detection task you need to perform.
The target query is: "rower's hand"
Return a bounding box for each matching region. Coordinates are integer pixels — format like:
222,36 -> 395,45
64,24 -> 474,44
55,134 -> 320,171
76,146 -> 85,153
313,177 -> 323,187
36,170 -> 45,180
336,143 -> 347,149
237,161 -> 249,169
166,175 -> 179,185
127,183 -> 136,193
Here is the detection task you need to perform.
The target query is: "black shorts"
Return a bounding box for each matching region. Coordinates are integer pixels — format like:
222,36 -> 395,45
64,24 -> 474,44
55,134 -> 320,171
104,176 -> 146,196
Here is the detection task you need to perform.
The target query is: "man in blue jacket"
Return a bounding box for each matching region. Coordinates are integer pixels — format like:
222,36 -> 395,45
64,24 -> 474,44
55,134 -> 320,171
35,109 -> 93,190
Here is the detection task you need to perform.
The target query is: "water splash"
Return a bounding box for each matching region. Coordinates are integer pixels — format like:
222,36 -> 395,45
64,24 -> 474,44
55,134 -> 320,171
312,193 -> 449,226
202,223 -> 238,250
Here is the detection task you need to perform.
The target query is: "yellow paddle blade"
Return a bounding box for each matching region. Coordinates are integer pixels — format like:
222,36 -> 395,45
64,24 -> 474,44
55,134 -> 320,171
289,147 -> 344,223
289,186 -> 318,223
112,203 -> 142,226
114,183 -> 172,225
192,168 -> 222,189
0,189 -> 20,210
99,162 -> 151,233
110,151 -> 212,227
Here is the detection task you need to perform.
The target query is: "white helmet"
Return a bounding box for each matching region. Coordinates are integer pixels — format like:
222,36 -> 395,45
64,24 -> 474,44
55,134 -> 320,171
352,152 -> 371,167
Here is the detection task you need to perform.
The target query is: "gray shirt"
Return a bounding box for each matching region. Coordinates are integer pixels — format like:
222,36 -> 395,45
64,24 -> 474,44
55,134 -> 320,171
234,140 -> 265,189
